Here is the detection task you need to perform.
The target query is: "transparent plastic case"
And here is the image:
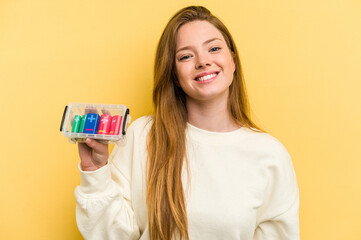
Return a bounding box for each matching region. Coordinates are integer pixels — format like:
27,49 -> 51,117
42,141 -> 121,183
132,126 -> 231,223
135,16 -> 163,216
60,103 -> 130,144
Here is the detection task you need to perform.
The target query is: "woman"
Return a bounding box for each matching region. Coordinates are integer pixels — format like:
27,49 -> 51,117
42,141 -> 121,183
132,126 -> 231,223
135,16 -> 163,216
76,6 -> 299,240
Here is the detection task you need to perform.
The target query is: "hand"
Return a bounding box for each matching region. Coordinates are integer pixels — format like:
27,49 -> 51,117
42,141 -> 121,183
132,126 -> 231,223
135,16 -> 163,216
78,138 -> 109,171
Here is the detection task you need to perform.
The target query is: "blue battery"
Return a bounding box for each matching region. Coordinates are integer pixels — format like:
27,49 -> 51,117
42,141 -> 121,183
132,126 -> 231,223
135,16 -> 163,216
83,113 -> 100,134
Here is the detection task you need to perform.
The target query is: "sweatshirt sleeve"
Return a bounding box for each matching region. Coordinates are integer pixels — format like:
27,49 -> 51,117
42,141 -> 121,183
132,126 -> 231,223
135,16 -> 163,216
74,122 -> 141,240
253,144 -> 300,240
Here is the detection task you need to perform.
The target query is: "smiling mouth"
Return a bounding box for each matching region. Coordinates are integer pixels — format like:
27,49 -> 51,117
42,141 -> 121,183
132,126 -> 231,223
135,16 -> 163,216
195,72 -> 219,81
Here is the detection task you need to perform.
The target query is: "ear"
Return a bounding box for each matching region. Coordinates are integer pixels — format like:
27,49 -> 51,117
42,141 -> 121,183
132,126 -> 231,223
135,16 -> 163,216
232,51 -> 236,64
231,51 -> 236,72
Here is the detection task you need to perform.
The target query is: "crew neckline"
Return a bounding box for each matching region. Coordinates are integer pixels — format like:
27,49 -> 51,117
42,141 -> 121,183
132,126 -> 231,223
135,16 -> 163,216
186,122 -> 244,134
186,122 -> 252,145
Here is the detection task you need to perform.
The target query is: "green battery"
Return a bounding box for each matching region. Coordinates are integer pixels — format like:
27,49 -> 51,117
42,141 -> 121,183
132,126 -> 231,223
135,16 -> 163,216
79,115 -> 86,133
72,115 -> 82,133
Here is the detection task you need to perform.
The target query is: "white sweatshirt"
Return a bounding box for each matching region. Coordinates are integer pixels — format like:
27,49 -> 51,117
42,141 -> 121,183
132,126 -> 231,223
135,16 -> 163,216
75,116 -> 299,240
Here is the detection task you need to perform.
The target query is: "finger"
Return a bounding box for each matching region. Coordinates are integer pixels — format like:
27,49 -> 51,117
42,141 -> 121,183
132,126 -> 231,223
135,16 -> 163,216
101,109 -> 112,115
84,138 -> 108,153
84,105 -> 98,115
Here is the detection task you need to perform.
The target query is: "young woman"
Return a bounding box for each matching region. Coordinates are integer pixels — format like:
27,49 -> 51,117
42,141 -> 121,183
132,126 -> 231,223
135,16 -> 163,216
75,6 -> 299,240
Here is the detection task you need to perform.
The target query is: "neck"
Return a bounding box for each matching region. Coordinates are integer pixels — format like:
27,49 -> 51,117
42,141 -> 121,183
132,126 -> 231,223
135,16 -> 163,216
186,97 -> 240,132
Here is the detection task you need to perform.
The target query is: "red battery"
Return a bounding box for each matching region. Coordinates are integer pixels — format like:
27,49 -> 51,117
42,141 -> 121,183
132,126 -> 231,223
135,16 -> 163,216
97,114 -> 112,134
109,115 -> 122,135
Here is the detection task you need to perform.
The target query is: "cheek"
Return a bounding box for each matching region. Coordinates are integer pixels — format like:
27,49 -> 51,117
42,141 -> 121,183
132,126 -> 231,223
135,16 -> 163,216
228,54 -> 236,72
174,66 -> 187,90
228,54 -> 236,76
176,64 -> 192,82
221,56 -> 236,77
218,52 -> 234,68
175,64 -> 182,83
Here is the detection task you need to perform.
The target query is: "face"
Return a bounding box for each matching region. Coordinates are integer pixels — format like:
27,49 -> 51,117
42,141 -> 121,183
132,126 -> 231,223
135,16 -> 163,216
175,20 -> 235,104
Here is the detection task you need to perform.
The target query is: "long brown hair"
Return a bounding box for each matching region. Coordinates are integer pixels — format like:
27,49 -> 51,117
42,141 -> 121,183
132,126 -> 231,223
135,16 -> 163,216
146,6 -> 261,240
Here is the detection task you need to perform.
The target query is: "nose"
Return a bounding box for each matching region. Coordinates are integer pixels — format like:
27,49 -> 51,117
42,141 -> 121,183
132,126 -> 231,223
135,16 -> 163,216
195,54 -> 211,69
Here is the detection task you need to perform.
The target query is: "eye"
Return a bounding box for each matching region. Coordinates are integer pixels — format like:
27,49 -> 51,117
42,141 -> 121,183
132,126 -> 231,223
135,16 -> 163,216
179,55 -> 192,61
210,47 -> 221,52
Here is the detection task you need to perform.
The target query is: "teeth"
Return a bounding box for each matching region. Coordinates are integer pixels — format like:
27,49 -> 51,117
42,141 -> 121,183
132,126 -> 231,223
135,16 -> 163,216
197,73 -> 217,81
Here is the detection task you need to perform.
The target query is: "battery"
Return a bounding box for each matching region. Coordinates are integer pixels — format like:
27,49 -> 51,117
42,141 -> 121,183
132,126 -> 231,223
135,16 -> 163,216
97,114 -> 112,134
71,115 -> 82,133
83,113 -> 100,134
79,115 -> 86,133
109,115 -> 122,135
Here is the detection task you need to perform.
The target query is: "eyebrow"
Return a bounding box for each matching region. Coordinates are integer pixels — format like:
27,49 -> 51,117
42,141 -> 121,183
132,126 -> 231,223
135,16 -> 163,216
176,37 -> 222,54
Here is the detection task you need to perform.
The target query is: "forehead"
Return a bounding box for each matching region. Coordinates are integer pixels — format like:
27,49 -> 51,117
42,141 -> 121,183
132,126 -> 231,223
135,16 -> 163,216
176,20 -> 225,48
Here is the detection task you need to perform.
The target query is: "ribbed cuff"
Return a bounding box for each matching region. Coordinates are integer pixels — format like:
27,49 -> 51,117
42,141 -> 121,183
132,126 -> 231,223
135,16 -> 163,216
78,162 -> 112,195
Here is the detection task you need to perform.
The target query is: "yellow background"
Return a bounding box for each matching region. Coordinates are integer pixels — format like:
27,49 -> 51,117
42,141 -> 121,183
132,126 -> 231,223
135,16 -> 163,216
1,0 -> 360,239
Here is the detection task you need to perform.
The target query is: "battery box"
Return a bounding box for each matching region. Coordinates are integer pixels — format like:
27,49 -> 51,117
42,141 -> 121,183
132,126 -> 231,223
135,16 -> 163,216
60,103 -> 130,143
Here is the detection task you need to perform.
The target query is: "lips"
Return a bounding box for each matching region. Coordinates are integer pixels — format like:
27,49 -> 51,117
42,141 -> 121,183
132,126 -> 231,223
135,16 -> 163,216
195,71 -> 219,81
